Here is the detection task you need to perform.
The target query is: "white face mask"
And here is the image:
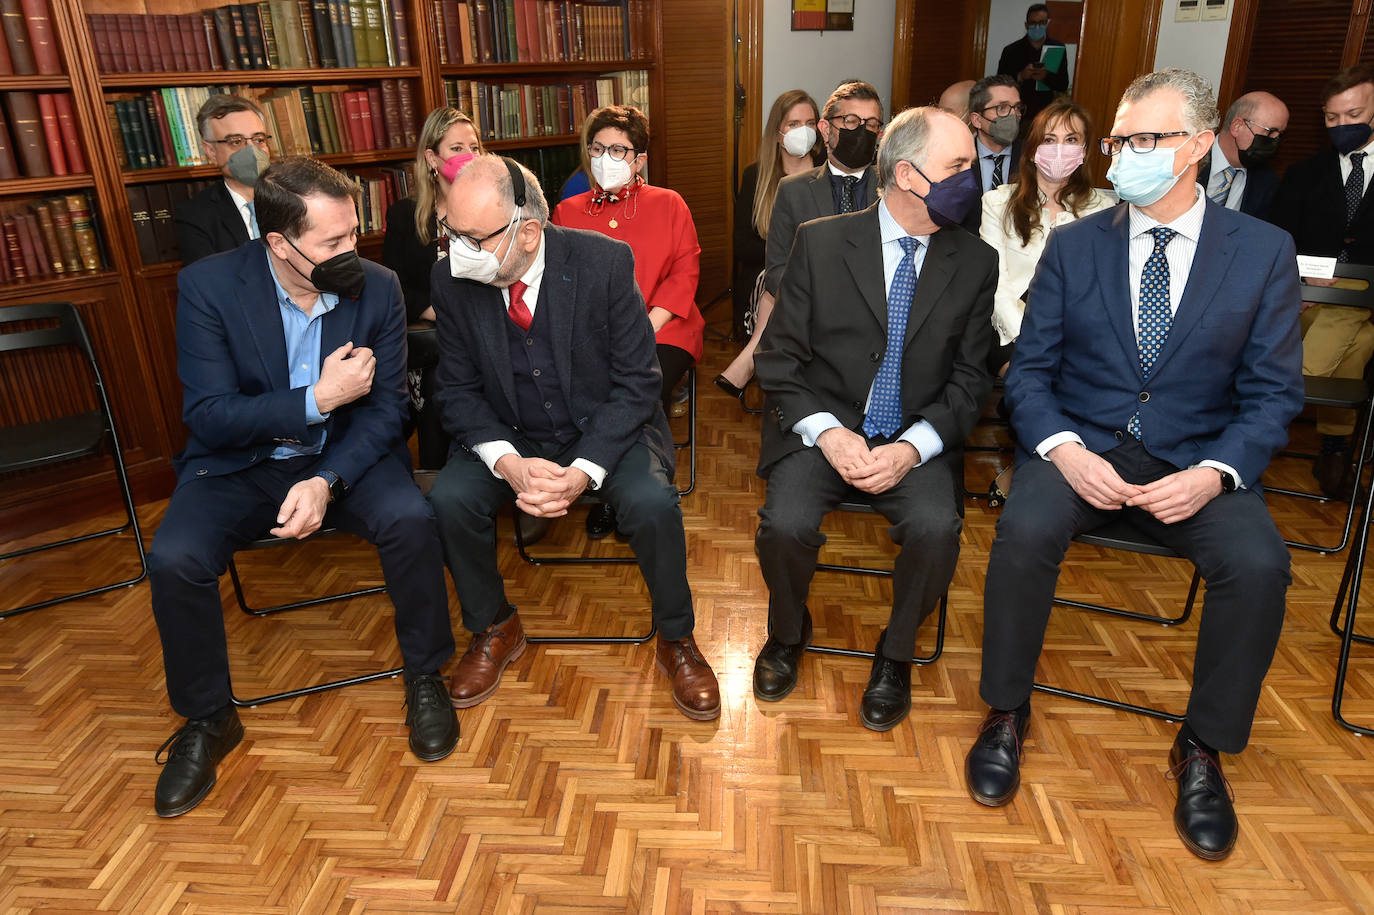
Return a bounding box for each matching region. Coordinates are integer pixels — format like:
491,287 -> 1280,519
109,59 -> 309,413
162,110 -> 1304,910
590,155 -> 634,192
448,211 -> 518,284
780,124 -> 817,158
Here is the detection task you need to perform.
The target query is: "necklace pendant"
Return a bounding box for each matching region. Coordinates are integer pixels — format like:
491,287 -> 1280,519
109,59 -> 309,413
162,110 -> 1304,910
608,218 -> 619,229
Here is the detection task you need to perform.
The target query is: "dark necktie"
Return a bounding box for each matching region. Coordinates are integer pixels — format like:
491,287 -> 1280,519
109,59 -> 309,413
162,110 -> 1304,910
987,154 -> 1005,189
862,237 -> 921,439
1341,152 -> 1367,263
507,280 -> 533,331
1128,226 -> 1177,441
840,175 -> 859,213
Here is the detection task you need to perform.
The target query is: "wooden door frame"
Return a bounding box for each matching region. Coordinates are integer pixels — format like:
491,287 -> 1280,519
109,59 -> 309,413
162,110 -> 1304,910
736,0 -> 764,189
891,0 -> 990,114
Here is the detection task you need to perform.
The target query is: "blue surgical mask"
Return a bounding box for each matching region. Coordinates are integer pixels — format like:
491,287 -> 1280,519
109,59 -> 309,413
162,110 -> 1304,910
909,164 -> 980,227
1329,122 -> 1374,155
1106,142 -> 1189,207
1026,23 -> 1048,41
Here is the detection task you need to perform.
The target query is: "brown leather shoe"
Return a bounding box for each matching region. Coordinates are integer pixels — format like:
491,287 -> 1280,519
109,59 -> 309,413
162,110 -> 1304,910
450,610 -> 526,708
655,634 -> 721,720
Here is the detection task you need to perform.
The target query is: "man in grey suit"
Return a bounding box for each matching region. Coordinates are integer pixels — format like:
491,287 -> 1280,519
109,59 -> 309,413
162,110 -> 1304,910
763,79 -> 884,297
426,156 -> 720,722
753,107 -> 996,731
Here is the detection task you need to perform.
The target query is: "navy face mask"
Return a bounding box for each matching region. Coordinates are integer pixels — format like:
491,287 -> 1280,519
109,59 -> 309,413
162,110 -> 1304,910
1329,122 -> 1374,155
909,164 -> 980,227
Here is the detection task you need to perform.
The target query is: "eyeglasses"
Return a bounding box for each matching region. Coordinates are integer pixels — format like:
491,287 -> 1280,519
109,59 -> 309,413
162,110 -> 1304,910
826,114 -> 884,132
207,133 -> 273,150
439,214 -> 518,252
1242,118 -> 1284,140
587,142 -> 636,161
1099,131 -> 1191,156
1025,17 -> 1050,25
980,102 -> 1027,119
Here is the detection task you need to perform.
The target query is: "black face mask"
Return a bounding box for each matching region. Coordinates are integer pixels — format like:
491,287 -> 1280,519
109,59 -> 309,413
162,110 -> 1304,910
284,236 -> 366,299
831,124 -> 878,171
1238,134 -> 1280,169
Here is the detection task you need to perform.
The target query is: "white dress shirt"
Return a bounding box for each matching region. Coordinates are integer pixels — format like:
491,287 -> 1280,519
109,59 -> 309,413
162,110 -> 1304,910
472,233 -> 609,489
1205,138 -> 1247,210
1033,185 -> 1246,487
790,200 -> 944,465
979,183 -> 1116,345
225,182 -> 258,239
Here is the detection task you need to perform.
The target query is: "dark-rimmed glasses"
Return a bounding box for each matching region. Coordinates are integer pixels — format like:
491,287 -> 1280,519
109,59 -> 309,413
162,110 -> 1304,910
1099,131 -> 1191,156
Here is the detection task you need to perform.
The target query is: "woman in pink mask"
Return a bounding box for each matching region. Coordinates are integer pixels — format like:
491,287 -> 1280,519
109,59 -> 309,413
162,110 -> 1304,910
979,97 -> 1114,378
383,106 -> 483,469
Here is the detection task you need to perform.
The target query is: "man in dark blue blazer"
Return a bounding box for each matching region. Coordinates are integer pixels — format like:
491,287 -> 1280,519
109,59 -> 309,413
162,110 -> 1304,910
147,158 -> 459,819
962,75 -> 1023,235
426,156 -> 720,722
965,70 -> 1304,861
1198,91 -> 1288,220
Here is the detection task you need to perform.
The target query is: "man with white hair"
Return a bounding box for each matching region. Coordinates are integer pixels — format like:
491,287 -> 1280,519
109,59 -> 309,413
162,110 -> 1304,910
966,69 -> 1304,861
752,106 -> 996,732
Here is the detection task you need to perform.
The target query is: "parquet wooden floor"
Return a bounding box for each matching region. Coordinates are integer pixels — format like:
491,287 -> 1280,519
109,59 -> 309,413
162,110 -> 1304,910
4,317 -> 1374,913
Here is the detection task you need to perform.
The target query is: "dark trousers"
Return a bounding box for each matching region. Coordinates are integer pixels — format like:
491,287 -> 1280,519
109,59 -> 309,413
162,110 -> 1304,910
755,443 -> 962,661
428,439 -> 695,640
980,439 -> 1290,753
656,342 -> 694,417
148,454 -> 456,721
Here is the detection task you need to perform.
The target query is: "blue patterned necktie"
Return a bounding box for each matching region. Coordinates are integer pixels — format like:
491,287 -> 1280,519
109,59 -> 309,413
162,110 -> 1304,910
1208,166 -> 1235,206
246,200 -> 259,239
1340,152 -> 1366,262
1128,226 -> 1176,441
863,236 -> 921,439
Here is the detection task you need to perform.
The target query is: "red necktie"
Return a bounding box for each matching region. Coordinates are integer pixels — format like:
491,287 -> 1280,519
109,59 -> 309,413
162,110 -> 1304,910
507,280 -> 533,330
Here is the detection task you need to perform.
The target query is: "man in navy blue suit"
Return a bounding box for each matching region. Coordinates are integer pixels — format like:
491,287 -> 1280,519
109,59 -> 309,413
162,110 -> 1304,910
965,70 -> 1304,861
147,157 -> 459,818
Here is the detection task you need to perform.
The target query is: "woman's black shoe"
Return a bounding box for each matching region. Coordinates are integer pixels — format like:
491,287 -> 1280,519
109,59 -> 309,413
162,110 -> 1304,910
713,374 -> 748,401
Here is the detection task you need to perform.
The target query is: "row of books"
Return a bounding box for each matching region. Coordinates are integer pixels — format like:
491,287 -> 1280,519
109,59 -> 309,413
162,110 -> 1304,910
105,79 -> 420,171
87,0 -> 411,75
504,141 -> 581,199
443,69 -> 647,142
434,0 -> 652,65
343,164 -> 415,236
0,0 -> 62,76
0,92 -> 86,181
126,180 -> 212,265
1,193 -> 106,286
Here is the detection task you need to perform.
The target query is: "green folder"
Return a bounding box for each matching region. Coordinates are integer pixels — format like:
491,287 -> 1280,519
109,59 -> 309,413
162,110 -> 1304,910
1037,45 -> 1067,92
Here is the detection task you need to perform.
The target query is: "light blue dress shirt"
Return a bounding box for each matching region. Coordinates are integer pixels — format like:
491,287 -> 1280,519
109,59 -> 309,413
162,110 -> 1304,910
267,256 -> 336,461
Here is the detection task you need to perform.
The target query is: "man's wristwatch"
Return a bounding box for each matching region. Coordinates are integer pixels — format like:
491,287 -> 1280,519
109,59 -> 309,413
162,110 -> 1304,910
1216,468 -> 1236,494
315,469 -> 348,502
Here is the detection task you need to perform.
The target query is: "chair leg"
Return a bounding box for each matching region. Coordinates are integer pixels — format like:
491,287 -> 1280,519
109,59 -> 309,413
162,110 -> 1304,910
1275,398 -> 1374,554
804,593 -> 947,666
230,666 -> 405,708
511,503 -> 637,566
526,622 -> 658,646
1052,568 -> 1199,627
1332,457 -> 1374,735
228,555 -> 387,617
676,368 -> 696,497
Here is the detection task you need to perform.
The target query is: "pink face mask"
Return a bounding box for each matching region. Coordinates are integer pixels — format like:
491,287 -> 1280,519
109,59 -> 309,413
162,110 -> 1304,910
440,151 -> 477,183
1033,143 -> 1086,181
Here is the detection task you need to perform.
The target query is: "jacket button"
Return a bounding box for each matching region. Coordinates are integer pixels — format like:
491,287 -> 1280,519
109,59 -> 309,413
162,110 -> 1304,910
1139,391 -> 1150,403
1114,430 -> 1124,441
852,401 -> 862,410
869,351 -> 880,362
532,368 -> 541,376
196,468 -> 207,476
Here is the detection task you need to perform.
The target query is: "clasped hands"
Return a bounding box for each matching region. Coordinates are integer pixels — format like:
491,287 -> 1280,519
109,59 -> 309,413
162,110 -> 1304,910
816,427 -> 920,494
495,454 -> 591,518
1048,442 -> 1221,524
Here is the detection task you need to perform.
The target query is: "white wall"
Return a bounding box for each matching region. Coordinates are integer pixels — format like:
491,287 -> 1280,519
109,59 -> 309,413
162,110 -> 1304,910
1153,2 -> 1235,97
984,0 -> 1078,87
760,0 -> 897,128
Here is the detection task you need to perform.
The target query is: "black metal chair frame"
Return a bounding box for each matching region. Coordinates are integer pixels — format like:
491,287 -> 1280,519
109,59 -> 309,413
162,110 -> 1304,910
806,500 -> 948,666
1031,517 -> 1200,723
1269,265 -> 1374,554
1328,454 -> 1374,736
225,528 -> 401,707
0,302 -> 147,619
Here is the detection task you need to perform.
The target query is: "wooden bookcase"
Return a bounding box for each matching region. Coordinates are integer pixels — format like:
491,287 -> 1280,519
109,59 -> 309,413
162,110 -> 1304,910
0,0 -> 665,535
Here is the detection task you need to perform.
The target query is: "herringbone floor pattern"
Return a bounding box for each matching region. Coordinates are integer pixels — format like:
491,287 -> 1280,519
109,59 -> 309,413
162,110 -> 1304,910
3,321 -> 1374,913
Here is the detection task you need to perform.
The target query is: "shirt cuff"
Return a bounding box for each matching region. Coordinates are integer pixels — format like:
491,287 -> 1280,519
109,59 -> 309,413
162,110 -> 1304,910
792,412 -> 844,447
305,386 -> 329,424
570,458 -> 607,490
1035,431 -> 1084,460
474,440 -> 519,478
898,420 -> 943,466
1195,459 -> 1246,491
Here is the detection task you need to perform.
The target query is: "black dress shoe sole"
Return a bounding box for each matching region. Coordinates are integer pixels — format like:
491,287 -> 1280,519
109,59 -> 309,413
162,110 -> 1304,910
410,723 -> 460,762
860,704 -> 910,732
754,677 -> 799,703
154,728 -> 244,818
450,637 -> 526,709
965,767 -> 1020,807
1174,821 -> 1236,861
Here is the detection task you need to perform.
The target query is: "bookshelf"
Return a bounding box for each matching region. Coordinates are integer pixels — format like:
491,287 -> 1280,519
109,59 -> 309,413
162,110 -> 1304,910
0,0 -> 665,534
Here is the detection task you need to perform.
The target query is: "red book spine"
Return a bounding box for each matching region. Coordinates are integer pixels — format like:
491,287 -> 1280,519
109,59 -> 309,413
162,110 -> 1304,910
17,0 -> 58,74
52,93 -> 85,173
397,79 -> 418,147
365,85 -> 386,149
0,102 -> 16,179
344,90 -> 367,151
150,92 -> 177,168
114,13 -> 136,73
3,219 -> 24,280
0,7 -> 13,73
16,211 -> 44,278
379,78 -> 402,148
330,90 -> 351,153
5,90 -> 50,176
88,14 -> 112,72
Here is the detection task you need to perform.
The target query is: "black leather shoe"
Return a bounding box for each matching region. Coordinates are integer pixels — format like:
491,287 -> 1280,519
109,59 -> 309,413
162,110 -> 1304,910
585,502 -> 617,540
965,705 -> 1030,806
405,672 -> 460,761
1314,450 -> 1355,501
753,612 -> 812,701
860,630 -> 911,731
154,707 -> 245,817
1168,732 -> 1237,860
713,374 -> 748,401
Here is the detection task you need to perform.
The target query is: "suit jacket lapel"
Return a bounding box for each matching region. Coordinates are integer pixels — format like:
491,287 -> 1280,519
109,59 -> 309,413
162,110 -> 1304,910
1151,204 -> 1236,377
541,229 -> 577,407
469,279 -> 519,412
240,245 -> 290,390
213,182 -> 251,246
1098,206 -> 1143,381
320,280 -> 359,357
808,168 -> 833,217
842,210 -> 887,332
903,229 -> 954,348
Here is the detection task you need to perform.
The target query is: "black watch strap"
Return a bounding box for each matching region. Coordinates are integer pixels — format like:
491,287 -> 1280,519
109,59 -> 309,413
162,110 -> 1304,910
315,469 -> 348,501
1217,468 -> 1236,493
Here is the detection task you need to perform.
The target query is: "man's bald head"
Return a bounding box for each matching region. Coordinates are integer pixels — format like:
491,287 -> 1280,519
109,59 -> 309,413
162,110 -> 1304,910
938,80 -> 977,120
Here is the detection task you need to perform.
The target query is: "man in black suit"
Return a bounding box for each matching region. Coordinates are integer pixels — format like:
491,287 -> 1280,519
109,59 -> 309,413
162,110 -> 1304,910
1272,65 -> 1374,498
426,156 -> 720,722
1199,91 -> 1287,219
174,95 -> 273,265
996,4 -> 1067,126
962,75 -> 1023,234
763,79 -> 884,297
752,106 -> 996,731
